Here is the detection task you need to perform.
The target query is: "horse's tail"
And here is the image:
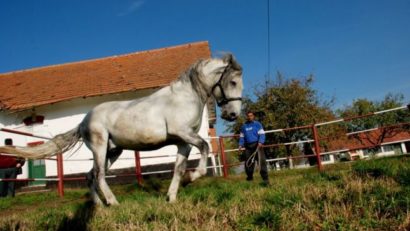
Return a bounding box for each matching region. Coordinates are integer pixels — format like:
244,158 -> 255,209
0,126 -> 81,159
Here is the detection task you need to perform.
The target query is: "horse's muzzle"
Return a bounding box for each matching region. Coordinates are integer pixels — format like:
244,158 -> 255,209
221,113 -> 238,122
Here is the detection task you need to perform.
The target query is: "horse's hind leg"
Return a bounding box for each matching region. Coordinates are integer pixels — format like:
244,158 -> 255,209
86,169 -> 103,205
83,132 -> 103,205
167,143 -> 191,203
106,139 -> 123,169
85,146 -> 121,206
90,129 -> 119,206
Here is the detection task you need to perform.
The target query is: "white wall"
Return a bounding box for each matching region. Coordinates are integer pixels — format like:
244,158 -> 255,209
0,90 -> 212,177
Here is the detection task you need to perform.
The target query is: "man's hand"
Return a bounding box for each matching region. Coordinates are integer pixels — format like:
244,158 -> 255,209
258,143 -> 264,148
238,146 -> 243,150
16,163 -> 21,168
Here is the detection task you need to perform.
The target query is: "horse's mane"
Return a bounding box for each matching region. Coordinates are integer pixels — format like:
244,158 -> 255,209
172,60 -> 208,100
175,54 -> 242,84
176,60 -> 202,84
171,54 -> 242,101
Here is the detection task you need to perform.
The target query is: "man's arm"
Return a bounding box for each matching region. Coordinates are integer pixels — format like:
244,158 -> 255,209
16,158 -> 24,168
257,122 -> 266,145
238,126 -> 245,148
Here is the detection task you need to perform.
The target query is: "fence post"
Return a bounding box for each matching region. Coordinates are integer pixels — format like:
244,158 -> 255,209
56,153 -> 64,197
218,136 -> 229,178
134,151 -> 143,185
311,124 -> 323,171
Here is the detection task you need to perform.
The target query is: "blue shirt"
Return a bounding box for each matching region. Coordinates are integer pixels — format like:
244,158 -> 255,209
239,120 -> 266,146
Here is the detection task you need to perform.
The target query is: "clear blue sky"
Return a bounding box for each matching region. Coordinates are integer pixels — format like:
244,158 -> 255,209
1,0 -> 409,134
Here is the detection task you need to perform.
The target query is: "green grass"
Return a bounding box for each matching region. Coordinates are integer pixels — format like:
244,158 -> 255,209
1,156 -> 410,230
352,155 -> 410,186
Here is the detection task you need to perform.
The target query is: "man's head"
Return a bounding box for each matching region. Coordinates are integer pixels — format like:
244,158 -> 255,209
4,138 -> 13,146
246,111 -> 255,122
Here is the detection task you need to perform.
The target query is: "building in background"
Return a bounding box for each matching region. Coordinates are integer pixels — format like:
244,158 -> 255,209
337,129 -> 410,160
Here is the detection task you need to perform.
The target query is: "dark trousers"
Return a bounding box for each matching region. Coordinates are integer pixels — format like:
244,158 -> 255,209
0,168 -> 17,197
244,142 -> 269,181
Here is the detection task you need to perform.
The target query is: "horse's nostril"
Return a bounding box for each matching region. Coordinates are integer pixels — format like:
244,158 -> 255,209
230,112 -> 237,118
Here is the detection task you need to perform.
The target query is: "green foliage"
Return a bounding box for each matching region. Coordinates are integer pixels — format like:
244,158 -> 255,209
226,73 -> 338,157
334,94 -> 410,153
338,93 -> 410,131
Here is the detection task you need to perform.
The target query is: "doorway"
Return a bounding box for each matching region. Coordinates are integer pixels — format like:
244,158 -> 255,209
27,141 -> 46,186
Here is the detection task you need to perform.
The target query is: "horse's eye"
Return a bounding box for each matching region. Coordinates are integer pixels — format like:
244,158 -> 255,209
230,81 -> 237,86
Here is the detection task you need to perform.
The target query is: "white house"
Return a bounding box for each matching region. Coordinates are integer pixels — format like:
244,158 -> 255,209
339,129 -> 410,160
309,127 -> 410,163
267,127 -> 410,170
0,41 -> 219,183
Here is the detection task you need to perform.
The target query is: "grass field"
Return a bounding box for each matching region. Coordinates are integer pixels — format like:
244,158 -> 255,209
1,155 -> 410,230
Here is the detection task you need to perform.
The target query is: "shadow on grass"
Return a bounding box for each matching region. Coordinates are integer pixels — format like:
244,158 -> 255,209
57,200 -> 96,231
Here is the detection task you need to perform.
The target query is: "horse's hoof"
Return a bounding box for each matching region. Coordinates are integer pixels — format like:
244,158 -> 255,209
107,200 -> 119,206
166,195 -> 176,203
93,199 -> 104,206
104,196 -> 119,206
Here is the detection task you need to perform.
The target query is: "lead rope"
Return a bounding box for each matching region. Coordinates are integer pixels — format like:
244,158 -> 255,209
245,147 -> 261,169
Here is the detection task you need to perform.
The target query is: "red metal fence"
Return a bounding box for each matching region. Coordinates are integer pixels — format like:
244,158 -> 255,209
0,104 -> 408,197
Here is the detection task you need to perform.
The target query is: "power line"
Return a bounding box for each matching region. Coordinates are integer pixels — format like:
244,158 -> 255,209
265,0 -> 271,103
267,0 -> 271,80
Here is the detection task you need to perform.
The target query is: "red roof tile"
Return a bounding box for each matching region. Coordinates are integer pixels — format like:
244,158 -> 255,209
346,129 -> 410,150
0,41 -> 211,111
326,127 -> 410,151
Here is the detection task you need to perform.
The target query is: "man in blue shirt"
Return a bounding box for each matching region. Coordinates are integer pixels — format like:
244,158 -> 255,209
239,111 -> 269,184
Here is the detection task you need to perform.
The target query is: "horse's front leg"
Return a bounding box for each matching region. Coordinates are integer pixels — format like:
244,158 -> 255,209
167,143 -> 191,203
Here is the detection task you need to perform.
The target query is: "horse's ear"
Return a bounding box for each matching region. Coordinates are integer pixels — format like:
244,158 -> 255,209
223,54 -> 242,72
222,53 -> 233,64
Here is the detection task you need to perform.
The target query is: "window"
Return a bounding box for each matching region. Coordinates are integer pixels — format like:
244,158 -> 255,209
363,147 -> 381,156
33,159 -> 45,166
337,152 -> 349,161
383,144 -> 403,155
321,154 -> 330,162
23,115 -> 44,126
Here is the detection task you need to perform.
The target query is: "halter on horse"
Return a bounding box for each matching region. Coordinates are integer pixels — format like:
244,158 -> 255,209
211,63 -> 242,107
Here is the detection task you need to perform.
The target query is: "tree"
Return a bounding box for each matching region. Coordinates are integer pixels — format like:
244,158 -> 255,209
336,93 -> 410,150
225,72 -> 340,160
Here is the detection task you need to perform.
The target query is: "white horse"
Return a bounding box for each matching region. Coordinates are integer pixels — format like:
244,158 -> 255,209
0,54 -> 243,205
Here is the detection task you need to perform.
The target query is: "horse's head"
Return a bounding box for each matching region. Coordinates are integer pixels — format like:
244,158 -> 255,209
200,54 -> 243,121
